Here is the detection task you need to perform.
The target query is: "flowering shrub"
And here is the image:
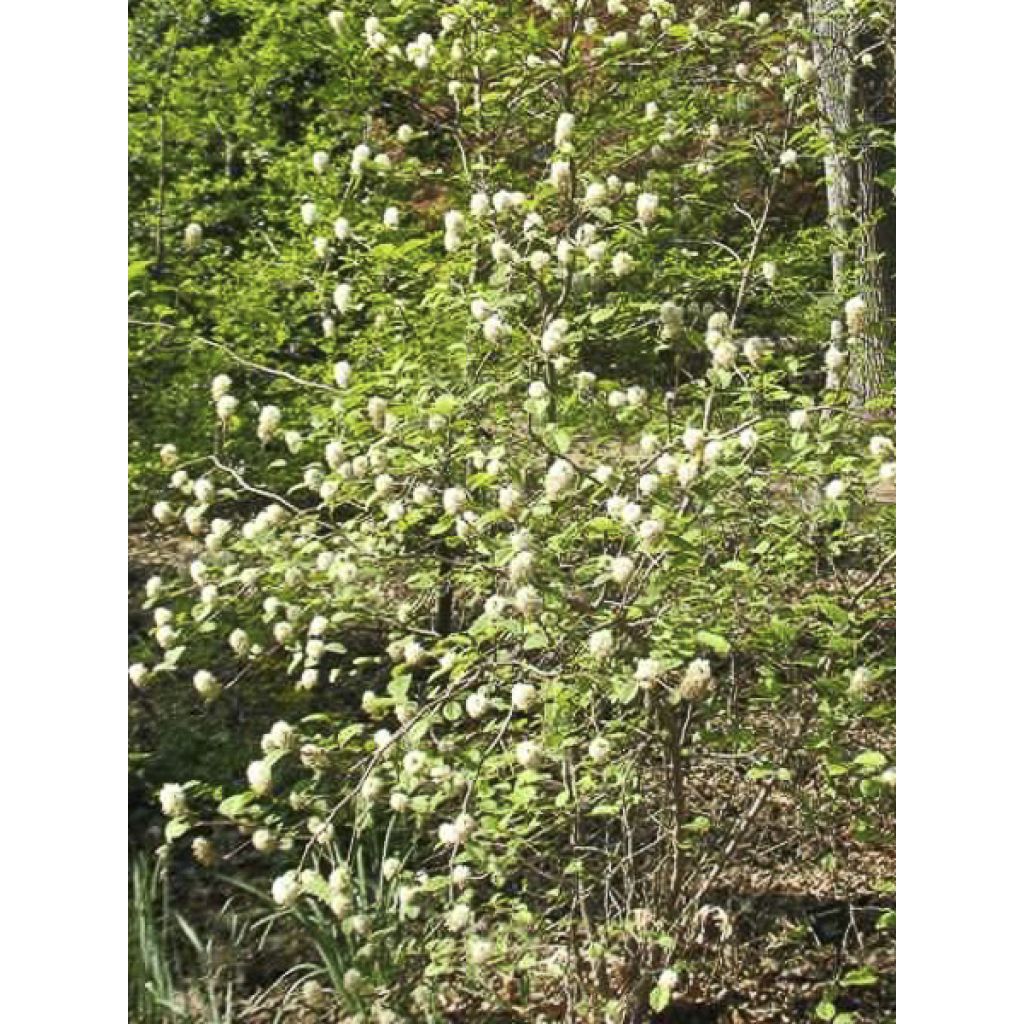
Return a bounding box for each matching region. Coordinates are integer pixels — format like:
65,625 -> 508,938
130,1 -> 894,1019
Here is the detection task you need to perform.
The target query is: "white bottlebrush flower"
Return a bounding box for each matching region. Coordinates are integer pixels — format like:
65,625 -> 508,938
528,380 -> 549,400
159,782 -> 187,817
879,461 -> 896,482
541,317 -> 570,355
779,148 -> 799,168
845,294 -> 867,334
367,396 -> 388,428
544,458 -> 576,499
556,238 -> 574,265
515,739 -> 542,769
443,486 -> 467,515
374,728 -> 393,751
447,903 -> 473,932
656,452 -> 678,477
382,206 -> 400,229
588,736 -> 611,763
626,386 -> 647,407
183,222 -> 203,251
327,10 -> 344,35
403,639 -> 426,666
482,314 -> 507,343
584,181 -> 608,208
636,192 -> 659,226
381,856 -> 401,881
216,394 -> 238,422
550,159 -> 572,191
251,828 -> 275,853
470,192 -> 490,217
703,439 -> 724,464
466,691 -> 489,719
312,150 -> 330,175
412,483 -> 432,506
360,775 -> 383,802
739,426 -> 758,450
849,666 -> 873,696
529,250 -> 552,272
470,297 -> 489,322
257,405 -> 281,442
193,477 -> 215,504
159,443 -> 178,468
712,340 -> 738,369
510,682 -> 537,711
634,657 -> 663,689
637,518 -> 664,546
193,670 -> 221,701
350,143 -> 372,174
609,555 -> 635,585
658,968 -> 680,991
743,336 -> 770,365
300,201 -> 317,226
869,435 -> 895,458
620,501 -> 643,527
555,111 -> 575,148
390,791 -> 410,813
639,473 -> 659,496
247,759 -> 272,794
679,657 -> 713,700
611,251 -> 635,277
498,485 -> 522,515
373,473 -> 395,498
761,260 -> 778,285
229,628 -> 250,657
271,871 -> 301,907
513,585 -> 542,618
153,501 -> 175,525
452,864 -> 472,888
297,667 -> 319,691
789,409 -> 809,431
333,218 -> 351,244
676,459 -> 699,488
467,936 -> 493,965
397,123 -> 414,144
589,629 -> 615,660
824,345 -> 846,374
129,663 -> 151,688
313,236 -> 329,259
508,550 -> 535,584
824,478 -> 846,501
491,237 -> 516,264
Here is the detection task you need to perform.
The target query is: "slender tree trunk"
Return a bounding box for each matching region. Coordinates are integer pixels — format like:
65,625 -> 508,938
809,0 -> 894,406
808,0 -> 855,291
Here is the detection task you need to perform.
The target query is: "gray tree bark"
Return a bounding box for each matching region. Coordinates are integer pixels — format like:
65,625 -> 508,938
808,0 -> 894,407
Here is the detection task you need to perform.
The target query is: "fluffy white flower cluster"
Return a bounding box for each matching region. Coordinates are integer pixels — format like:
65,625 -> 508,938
679,657 -> 714,700
405,32 -> 435,70
545,458 -> 576,499
541,317 -> 570,355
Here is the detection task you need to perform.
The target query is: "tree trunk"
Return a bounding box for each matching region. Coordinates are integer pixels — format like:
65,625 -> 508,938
808,0 -> 895,407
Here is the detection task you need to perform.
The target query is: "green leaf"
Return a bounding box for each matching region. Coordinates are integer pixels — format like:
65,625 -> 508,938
649,985 -> 670,1012
839,966 -> 878,987
218,792 -> 255,818
696,630 -> 731,655
165,818 -> 189,842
